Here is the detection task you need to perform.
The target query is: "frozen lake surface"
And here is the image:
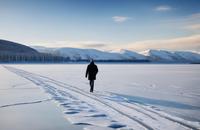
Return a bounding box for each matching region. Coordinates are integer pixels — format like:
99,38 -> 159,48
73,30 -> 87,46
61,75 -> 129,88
0,64 -> 200,130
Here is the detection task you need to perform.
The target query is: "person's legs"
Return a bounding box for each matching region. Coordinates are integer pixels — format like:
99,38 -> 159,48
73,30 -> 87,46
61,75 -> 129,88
89,80 -> 94,92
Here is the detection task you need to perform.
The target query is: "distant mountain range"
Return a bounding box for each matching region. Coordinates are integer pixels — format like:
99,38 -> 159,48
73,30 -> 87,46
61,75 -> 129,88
0,39 -> 200,63
32,46 -> 147,61
32,46 -> 200,63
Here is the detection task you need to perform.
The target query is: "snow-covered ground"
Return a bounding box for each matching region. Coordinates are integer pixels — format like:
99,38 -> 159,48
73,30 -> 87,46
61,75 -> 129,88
0,64 -> 200,130
0,65 -> 82,130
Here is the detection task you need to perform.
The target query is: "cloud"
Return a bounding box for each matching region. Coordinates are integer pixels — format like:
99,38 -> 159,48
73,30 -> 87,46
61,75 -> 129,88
71,41 -> 108,49
125,34 -> 200,52
173,13 -> 200,32
80,43 -> 106,48
36,40 -> 111,50
182,13 -> 200,31
112,16 -> 130,23
155,5 -> 172,11
190,13 -> 200,19
184,23 -> 200,30
159,12 -> 200,33
127,34 -> 200,51
184,13 -> 200,24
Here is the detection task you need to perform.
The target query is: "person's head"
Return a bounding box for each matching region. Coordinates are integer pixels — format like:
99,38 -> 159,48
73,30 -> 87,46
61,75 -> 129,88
90,59 -> 94,64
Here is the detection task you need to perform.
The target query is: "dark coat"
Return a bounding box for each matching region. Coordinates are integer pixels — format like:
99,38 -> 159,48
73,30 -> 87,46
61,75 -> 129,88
86,62 -> 98,80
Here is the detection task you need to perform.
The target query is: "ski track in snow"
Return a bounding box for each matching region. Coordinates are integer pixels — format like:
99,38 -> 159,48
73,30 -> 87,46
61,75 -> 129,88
4,66 -> 200,130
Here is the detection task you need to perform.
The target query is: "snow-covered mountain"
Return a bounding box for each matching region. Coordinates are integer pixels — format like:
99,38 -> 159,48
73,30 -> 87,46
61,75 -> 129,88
119,49 -> 147,60
32,46 -> 148,61
141,49 -> 200,63
32,46 -> 200,63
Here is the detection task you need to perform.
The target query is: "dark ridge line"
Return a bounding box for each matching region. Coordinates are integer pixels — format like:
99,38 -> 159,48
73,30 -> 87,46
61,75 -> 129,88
0,99 -> 52,108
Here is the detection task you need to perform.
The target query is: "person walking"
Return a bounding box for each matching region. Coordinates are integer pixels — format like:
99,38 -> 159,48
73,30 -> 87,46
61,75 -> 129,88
85,60 -> 98,92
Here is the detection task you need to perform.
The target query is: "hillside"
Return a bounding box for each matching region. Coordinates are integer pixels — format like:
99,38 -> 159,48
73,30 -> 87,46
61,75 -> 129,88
0,40 -> 68,62
0,39 -> 39,55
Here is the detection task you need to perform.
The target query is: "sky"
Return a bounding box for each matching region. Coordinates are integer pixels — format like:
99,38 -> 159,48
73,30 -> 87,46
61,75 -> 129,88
0,0 -> 200,52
